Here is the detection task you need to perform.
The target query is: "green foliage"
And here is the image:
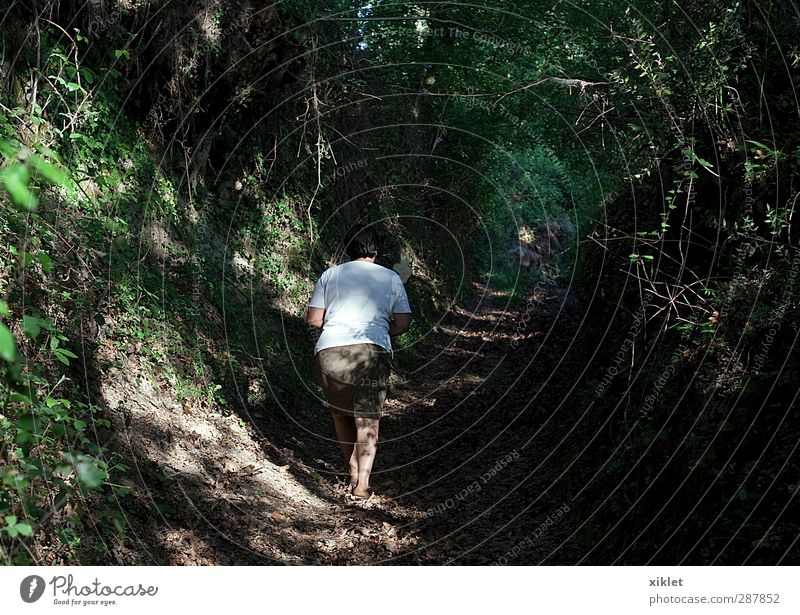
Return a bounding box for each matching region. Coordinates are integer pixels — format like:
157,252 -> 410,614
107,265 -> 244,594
0,137 -> 114,563
565,0 -> 800,563
0,322 -> 16,362
2,515 -> 33,538
0,0 -> 796,566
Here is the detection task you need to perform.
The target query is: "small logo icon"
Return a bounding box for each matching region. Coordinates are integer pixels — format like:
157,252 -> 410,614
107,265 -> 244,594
20,575 -> 46,603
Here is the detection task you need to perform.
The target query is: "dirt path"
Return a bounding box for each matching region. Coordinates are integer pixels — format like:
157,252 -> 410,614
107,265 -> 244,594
102,271 -> 586,565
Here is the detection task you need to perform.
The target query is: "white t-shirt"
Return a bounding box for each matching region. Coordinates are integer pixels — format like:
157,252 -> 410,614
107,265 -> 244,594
309,260 -> 412,355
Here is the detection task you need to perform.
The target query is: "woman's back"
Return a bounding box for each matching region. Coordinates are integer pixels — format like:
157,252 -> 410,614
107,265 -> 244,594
310,260 -> 410,354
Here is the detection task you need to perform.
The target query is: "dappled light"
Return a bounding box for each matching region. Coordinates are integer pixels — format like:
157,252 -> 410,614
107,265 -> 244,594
0,0 -> 798,573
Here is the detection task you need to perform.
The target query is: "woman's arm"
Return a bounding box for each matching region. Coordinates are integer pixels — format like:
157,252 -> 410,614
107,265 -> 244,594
306,306 -> 325,329
389,313 -> 411,337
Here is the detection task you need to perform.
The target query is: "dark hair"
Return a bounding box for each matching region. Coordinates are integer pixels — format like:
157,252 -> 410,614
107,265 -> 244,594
344,223 -> 380,260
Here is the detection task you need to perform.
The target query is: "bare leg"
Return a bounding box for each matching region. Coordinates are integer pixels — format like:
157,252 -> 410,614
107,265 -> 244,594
330,413 -> 358,484
353,417 -> 380,497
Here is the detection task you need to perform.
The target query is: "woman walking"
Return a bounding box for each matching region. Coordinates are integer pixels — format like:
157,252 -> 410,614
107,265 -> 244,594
307,224 -> 412,500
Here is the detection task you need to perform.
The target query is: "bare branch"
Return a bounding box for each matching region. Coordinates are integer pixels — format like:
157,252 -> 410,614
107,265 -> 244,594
492,76 -> 609,107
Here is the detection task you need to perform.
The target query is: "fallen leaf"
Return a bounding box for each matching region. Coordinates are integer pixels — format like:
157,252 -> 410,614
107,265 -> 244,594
271,511 -> 285,523
277,465 -> 290,473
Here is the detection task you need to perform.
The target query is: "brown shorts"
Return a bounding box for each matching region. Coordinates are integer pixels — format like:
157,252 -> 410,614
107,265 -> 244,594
314,343 -> 391,419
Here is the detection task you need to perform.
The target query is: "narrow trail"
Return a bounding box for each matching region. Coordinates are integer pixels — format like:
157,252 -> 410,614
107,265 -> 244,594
375,274 -> 587,564
104,271 -> 588,565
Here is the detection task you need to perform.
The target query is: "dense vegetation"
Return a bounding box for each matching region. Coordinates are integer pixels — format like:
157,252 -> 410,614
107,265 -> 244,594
0,1 -> 797,564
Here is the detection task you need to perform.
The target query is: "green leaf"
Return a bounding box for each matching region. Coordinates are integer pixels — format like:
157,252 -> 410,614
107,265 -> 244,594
153,502 -> 173,515
0,323 -> 16,361
0,142 -> 17,159
1,164 -> 38,210
37,252 -> 53,273
745,140 -> 770,150
5,515 -> 17,526
16,415 -> 43,434
54,348 -> 78,365
22,315 -> 42,339
9,391 -> 33,405
74,457 -> 107,489
0,300 -> 9,317
33,143 -> 62,164
28,154 -> 68,186
66,82 -> 81,92
14,522 -> 33,537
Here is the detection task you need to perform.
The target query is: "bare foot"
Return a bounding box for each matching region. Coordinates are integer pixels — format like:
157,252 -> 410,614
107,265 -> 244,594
352,486 -> 372,498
